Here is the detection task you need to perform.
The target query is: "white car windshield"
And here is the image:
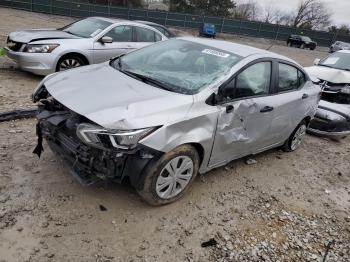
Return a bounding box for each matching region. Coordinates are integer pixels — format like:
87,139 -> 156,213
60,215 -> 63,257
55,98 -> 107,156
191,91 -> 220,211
61,18 -> 112,38
112,39 -> 242,94
319,52 -> 350,71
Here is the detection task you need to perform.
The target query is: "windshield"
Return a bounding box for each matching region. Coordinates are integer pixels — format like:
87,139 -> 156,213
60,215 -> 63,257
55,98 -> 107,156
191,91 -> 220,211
301,36 -> 312,42
111,39 -> 242,94
319,52 -> 350,71
61,18 -> 112,38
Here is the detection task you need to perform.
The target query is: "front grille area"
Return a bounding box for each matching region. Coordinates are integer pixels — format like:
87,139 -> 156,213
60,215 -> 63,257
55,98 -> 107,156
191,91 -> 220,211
38,105 -> 128,184
6,37 -> 24,52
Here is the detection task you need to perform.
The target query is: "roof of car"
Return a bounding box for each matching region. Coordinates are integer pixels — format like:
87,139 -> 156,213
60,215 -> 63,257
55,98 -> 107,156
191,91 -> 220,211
135,20 -> 165,27
338,50 -> 350,54
91,16 -> 125,24
179,37 -> 290,59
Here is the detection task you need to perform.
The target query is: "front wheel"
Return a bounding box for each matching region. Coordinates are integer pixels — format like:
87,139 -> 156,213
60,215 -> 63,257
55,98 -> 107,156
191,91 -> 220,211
56,55 -> 85,72
283,121 -> 307,152
137,145 -> 199,206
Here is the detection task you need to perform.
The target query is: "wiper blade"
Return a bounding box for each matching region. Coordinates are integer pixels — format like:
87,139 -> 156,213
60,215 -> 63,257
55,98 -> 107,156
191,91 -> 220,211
318,64 -> 334,69
122,70 -> 173,91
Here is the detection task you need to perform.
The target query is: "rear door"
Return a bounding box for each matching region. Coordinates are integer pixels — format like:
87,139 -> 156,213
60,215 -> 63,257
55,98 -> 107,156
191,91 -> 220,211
93,25 -> 134,63
267,61 -> 312,143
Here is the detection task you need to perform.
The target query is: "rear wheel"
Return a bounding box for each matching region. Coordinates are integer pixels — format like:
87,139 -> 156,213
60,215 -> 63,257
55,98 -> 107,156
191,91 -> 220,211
57,55 -> 86,72
283,121 -> 307,152
137,145 -> 199,206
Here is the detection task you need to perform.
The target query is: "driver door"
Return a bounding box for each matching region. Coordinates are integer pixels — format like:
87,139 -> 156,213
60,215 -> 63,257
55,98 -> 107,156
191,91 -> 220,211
209,61 -> 279,166
93,25 -> 135,63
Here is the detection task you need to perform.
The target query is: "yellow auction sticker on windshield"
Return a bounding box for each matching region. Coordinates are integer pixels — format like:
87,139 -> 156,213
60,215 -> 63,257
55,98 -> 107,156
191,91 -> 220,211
202,49 -> 230,58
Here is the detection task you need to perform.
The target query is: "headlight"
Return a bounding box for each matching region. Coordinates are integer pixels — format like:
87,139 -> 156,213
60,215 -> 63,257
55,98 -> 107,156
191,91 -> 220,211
76,123 -> 158,150
23,44 -> 59,53
340,85 -> 350,95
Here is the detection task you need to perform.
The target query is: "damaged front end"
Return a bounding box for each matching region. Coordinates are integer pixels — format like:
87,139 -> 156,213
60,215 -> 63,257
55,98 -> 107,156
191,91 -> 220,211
308,81 -> 350,139
33,87 -> 162,187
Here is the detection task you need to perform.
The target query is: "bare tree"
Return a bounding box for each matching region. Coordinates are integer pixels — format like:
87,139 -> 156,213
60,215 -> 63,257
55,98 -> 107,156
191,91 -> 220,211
292,0 -> 332,29
234,0 -> 262,20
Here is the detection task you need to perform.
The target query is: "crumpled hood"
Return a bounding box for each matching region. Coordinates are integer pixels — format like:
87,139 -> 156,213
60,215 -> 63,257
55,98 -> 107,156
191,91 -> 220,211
304,66 -> 350,84
44,63 -> 194,129
8,29 -> 80,43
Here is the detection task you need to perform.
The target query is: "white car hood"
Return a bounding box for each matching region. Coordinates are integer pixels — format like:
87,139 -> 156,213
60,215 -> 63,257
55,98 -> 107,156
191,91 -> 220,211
304,66 -> 350,84
44,63 -> 194,130
8,29 -> 80,43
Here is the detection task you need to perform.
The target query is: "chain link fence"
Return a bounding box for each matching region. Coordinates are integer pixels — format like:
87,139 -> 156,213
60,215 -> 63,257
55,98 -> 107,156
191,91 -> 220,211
1,0 -> 350,47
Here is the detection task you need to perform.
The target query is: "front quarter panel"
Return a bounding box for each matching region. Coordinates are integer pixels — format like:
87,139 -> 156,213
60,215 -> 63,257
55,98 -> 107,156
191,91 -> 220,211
140,100 -> 219,173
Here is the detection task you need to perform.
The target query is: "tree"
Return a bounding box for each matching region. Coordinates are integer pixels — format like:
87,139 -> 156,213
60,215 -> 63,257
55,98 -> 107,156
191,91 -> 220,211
328,24 -> 350,35
234,0 -> 262,20
291,0 -> 332,30
169,0 -> 237,17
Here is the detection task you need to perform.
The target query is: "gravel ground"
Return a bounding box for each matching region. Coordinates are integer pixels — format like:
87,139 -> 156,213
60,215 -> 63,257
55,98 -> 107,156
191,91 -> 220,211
0,7 -> 349,262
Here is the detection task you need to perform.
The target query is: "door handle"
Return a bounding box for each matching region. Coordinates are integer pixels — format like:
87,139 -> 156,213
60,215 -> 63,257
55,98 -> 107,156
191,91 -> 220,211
226,105 -> 234,113
302,93 -> 309,99
260,106 -> 274,113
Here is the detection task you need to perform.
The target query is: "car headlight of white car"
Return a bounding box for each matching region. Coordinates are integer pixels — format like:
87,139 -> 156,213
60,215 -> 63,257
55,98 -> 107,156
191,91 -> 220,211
24,44 -> 59,53
76,123 -> 158,150
340,85 -> 350,94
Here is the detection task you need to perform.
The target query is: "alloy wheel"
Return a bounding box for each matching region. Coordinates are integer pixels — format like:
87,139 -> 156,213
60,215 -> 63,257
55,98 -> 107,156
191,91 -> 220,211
58,58 -> 82,71
291,124 -> 306,151
156,156 -> 194,200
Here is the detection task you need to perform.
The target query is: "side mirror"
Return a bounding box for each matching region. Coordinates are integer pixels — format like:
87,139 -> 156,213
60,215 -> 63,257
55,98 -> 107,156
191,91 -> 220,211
101,36 -> 113,44
205,92 -> 218,106
313,58 -> 320,65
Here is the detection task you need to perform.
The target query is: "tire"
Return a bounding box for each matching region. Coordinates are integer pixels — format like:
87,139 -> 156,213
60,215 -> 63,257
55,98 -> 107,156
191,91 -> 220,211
137,145 -> 199,206
287,41 -> 292,47
310,46 -> 316,50
283,121 -> 307,152
56,55 -> 86,72
300,43 -> 305,49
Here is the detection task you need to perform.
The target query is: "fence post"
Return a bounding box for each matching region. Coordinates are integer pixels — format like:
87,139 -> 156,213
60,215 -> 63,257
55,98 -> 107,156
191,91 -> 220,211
184,14 -> 186,28
220,17 -> 225,33
49,0 -> 52,14
275,25 -> 280,41
331,29 -> 339,45
257,21 -> 262,38
127,7 -> 130,20
108,1 -> 111,17
238,19 -> 243,35
165,11 -> 169,26
30,0 -> 33,11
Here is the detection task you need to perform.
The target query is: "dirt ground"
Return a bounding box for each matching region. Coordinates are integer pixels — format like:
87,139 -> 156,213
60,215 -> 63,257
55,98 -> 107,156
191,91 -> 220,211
0,7 -> 349,262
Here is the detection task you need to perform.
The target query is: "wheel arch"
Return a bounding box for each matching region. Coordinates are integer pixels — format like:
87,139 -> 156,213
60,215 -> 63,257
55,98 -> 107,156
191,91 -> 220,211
55,52 -> 90,71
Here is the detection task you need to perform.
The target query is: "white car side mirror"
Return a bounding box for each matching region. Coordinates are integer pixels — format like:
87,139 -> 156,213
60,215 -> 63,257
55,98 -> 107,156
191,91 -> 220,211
314,58 -> 320,65
101,36 -> 113,44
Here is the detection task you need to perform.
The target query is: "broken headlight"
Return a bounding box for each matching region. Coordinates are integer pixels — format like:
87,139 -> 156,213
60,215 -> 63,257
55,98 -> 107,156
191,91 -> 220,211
76,123 -> 158,150
23,44 -> 59,53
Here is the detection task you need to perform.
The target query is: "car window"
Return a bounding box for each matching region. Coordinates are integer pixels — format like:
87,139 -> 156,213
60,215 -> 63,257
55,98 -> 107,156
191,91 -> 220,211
135,26 -> 156,42
155,33 -> 162,42
105,25 -> 132,42
278,63 -> 301,92
221,62 -> 271,101
61,18 -> 112,38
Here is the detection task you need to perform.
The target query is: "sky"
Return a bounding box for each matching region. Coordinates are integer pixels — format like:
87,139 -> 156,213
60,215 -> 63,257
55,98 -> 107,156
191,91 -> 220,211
250,0 -> 350,26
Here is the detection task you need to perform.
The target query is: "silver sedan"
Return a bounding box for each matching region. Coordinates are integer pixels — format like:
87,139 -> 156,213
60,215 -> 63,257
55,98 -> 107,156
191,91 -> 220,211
5,17 -> 167,75
33,38 -> 320,205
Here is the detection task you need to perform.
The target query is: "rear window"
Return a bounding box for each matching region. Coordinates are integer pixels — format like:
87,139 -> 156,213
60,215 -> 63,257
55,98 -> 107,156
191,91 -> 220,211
135,26 -> 156,42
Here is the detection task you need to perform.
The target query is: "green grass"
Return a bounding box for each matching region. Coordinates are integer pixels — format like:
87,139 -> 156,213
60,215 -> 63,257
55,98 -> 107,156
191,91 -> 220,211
0,48 -> 6,57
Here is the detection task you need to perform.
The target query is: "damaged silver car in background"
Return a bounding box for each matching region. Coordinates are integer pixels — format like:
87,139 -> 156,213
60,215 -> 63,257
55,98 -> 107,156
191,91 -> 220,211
305,51 -> 350,139
32,38 -> 320,205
